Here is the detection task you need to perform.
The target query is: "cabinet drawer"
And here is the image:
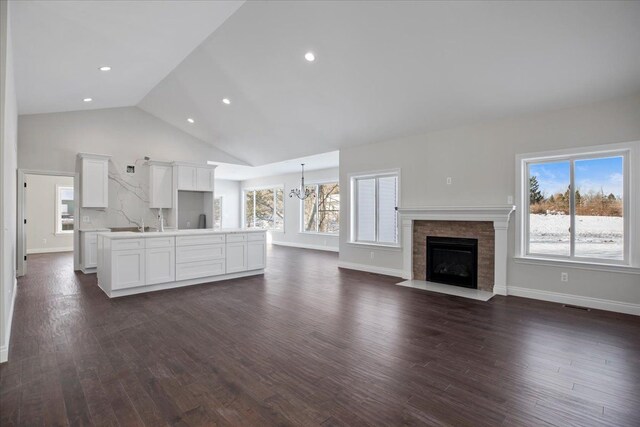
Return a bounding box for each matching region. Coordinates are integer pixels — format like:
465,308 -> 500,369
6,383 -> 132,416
176,244 -> 225,263
176,260 -> 225,281
226,233 -> 247,243
176,234 -> 225,247
247,233 -> 266,242
111,239 -> 144,251
145,236 -> 175,249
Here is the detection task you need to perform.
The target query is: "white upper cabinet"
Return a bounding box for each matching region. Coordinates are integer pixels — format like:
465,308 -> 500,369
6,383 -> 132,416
79,153 -> 110,208
196,167 -> 215,192
175,163 -> 216,192
177,165 -> 197,191
149,162 -> 173,208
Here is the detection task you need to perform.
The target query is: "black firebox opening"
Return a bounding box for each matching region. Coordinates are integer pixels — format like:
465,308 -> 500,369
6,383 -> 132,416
426,236 -> 478,289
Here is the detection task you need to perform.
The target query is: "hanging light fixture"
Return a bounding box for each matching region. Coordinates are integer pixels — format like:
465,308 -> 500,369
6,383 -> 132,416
289,163 -> 316,200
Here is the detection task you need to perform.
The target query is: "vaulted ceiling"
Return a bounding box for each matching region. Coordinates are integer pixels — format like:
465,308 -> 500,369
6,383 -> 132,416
13,1 -> 640,166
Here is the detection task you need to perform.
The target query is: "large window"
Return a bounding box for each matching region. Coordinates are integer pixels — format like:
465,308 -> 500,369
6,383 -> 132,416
244,187 -> 284,230
303,182 -> 340,234
522,149 -> 628,263
56,185 -> 74,234
350,172 -> 399,245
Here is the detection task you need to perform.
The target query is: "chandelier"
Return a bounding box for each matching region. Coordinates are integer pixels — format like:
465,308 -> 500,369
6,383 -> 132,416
289,163 -> 316,200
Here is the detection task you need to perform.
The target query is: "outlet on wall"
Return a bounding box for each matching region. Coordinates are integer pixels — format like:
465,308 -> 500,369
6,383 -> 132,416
82,216 -> 90,223
42,238 -> 47,244
561,272 -> 569,282
446,177 -> 452,185
507,195 -> 514,204
370,251 -> 374,259
186,221 -> 191,228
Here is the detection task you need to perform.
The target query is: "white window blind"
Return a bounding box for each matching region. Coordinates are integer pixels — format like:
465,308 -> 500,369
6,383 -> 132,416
377,176 -> 398,244
353,173 -> 398,245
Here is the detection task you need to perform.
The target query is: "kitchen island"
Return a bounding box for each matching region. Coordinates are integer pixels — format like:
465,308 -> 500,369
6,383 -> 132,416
97,229 -> 266,298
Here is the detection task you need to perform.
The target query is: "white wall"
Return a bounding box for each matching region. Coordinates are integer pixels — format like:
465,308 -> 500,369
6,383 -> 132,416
1,0 -> 18,363
339,93 -> 640,310
25,174 -> 74,253
241,167 -> 340,251
18,107 -> 246,232
215,179 -> 240,229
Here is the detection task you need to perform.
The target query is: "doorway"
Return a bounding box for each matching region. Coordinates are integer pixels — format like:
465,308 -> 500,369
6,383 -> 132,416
17,170 -> 79,276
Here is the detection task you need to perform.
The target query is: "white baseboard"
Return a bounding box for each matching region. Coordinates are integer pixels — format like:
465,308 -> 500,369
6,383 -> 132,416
0,278 -> 17,363
27,246 -> 73,254
272,241 -> 339,253
337,261 -> 404,278
507,286 -> 640,316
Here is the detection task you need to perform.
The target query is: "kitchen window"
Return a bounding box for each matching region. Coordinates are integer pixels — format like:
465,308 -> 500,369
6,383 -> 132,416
302,182 -> 340,234
244,187 -> 284,230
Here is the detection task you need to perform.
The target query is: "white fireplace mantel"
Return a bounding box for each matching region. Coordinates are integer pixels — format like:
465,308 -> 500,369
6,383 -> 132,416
397,205 -> 515,295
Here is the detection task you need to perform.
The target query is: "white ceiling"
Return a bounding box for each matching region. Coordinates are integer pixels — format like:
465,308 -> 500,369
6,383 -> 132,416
13,1 -> 640,167
211,150 -> 339,181
12,0 -> 244,114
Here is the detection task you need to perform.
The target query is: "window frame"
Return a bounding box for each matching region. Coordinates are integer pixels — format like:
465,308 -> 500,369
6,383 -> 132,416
516,142 -> 636,267
242,185 -> 285,231
55,184 -> 74,235
349,169 -> 400,248
299,181 -> 340,235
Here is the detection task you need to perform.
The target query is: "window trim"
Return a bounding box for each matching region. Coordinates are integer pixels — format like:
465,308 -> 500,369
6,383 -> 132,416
55,184 -> 74,235
516,142 -> 638,267
349,169 -> 401,248
299,180 -> 340,235
242,185 -> 285,231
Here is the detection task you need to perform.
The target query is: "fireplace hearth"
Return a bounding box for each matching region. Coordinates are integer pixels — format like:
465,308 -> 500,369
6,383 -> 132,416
426,236 -> 478,289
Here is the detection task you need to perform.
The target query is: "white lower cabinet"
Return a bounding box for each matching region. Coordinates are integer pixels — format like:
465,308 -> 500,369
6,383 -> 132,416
98,231 -> 266,297
81,231 -> 99,270
226,241 -> 248,273
145,246 -> 175,285
248,241 -> 266,270
176,259 -> 225,281
112,248 -> 145,290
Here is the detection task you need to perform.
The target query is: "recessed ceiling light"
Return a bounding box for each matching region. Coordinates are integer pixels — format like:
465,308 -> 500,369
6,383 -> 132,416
99,66 -> 111,71
187,118 -> 195,124
222,98 -> 231,105
83,97 -> 93,102
304,52 -> 315,62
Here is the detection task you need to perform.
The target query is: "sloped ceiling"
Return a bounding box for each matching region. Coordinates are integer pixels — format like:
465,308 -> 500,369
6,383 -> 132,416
138,1 -> 640,166
12,0 -> 244,114
13,1 -> 640,167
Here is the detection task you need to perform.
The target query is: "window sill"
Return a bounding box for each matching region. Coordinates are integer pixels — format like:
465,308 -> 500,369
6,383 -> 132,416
298,231 -> 339,237
513,256 -> 640,275
347,241 -> 402,251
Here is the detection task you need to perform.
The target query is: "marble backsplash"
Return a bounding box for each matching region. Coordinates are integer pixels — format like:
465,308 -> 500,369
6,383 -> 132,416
80,158 -> 173,231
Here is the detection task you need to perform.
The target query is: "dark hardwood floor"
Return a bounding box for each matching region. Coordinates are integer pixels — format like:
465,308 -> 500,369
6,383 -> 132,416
1,246 -> 639,426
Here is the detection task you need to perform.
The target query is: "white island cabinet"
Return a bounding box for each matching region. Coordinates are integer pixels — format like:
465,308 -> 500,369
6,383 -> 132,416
97,229 -> 266,298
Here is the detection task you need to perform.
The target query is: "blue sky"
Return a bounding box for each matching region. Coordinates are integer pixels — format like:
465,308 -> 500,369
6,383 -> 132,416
529,156 -> 623,197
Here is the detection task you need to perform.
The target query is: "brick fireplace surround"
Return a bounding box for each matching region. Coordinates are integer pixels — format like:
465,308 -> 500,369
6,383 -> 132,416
397,206 -> 515,295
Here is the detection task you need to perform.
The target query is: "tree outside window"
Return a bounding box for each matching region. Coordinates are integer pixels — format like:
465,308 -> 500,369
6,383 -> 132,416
244,187 -> 284,230
303,183 -> 339,233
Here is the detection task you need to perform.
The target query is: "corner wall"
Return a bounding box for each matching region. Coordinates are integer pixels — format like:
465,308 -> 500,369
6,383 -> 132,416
1,0 -> 18,362
339,93 -> 640,312
214,179 -> 241,229
241,168 -> 340,251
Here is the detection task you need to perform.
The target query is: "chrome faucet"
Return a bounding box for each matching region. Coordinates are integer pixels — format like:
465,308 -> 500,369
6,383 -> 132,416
139,217 -> 145,233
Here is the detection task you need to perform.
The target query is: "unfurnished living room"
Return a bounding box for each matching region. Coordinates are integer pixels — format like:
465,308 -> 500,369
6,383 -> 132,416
1,1 -> 639,426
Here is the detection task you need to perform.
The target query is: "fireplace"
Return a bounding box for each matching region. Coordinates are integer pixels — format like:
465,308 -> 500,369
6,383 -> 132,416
426,236 -> 478,289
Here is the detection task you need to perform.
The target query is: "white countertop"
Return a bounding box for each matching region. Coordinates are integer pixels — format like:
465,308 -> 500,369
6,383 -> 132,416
79,228 -> 111,232
98,228 -> 267,239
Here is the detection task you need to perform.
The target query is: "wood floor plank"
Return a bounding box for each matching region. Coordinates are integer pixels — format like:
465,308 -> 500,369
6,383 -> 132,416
1,248 -> 639,426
